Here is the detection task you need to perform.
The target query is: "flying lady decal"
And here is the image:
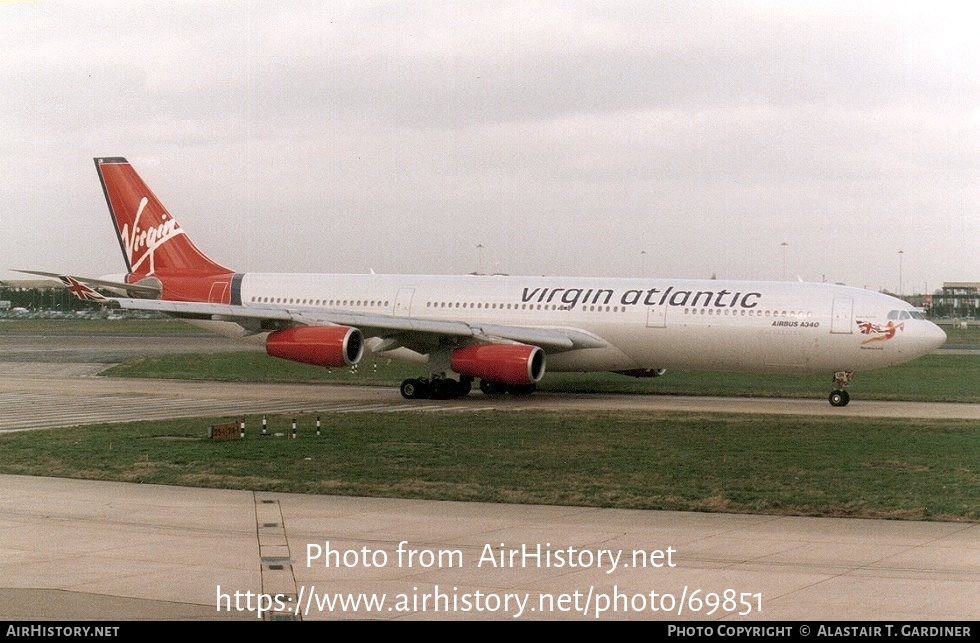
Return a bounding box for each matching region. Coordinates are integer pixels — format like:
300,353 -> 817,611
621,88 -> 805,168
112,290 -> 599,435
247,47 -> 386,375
857,320 -> 904,344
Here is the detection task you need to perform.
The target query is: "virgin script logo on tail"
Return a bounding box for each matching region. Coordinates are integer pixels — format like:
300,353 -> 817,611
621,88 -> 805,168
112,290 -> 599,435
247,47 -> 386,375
121,196 -> 186,274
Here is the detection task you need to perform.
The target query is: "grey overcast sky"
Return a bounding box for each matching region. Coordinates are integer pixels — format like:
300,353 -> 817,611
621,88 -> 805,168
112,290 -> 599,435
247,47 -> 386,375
1,1 -> 977,294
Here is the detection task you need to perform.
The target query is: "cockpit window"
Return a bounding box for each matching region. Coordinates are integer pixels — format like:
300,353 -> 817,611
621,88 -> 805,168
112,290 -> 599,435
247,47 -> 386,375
888,309 -> 926,321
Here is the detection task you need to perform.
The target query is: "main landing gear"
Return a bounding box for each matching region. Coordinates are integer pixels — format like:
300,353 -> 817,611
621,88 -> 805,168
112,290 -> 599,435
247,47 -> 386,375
400,375 -> 472,400
400,375 -> 537,400
479,379 -> 536,396
829,371 -> 853,407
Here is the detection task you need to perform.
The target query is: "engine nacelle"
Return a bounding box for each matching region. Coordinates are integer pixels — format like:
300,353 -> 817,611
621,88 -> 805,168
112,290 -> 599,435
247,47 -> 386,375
451,344 -> 545,386
266,326 -> 363,367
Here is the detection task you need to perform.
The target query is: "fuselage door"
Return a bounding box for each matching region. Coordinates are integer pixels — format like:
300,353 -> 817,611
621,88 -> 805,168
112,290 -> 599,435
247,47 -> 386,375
831,297 -> 853,334
646,306 -> 666,328
394,288 -> 414,317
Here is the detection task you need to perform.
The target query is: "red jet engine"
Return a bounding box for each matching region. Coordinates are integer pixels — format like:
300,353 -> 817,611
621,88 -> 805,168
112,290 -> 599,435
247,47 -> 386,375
450,344 -> 545,385
266,326 -> 363,367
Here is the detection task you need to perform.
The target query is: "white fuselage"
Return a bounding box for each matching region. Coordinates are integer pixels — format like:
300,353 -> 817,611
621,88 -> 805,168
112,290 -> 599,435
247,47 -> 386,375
231,273 -> 946,375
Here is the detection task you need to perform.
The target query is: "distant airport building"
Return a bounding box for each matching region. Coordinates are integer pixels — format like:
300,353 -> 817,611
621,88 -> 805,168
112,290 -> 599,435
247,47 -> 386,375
931,282 -> 980,319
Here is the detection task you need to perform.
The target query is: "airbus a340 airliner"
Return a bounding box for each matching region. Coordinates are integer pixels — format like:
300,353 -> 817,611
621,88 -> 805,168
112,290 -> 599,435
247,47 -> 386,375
23,157 -> 947,406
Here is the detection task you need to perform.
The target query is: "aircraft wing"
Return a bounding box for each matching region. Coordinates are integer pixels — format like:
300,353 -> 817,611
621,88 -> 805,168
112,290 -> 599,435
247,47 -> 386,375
109,297 -> 608,354
23,269 -> 606,353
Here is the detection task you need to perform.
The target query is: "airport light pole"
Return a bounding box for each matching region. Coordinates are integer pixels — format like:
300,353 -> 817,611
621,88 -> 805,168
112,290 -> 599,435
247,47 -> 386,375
898,250 -> 904,296
781,242 -> 788,280
476,244 -> 484,275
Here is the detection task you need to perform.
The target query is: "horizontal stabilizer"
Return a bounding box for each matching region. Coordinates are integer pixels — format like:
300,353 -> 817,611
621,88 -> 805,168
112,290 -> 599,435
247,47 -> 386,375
14,270 -> 162,298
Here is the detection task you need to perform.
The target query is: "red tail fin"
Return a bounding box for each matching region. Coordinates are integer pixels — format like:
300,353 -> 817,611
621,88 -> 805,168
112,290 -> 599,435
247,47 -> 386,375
95,157 -> 236,303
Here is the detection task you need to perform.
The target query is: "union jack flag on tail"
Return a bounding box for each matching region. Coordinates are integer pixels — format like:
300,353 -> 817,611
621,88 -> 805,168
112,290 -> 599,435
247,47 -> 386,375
59,276 -> 108,302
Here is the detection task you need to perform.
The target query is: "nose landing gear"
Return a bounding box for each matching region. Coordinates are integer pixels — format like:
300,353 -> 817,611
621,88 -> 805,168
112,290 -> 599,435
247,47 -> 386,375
829,371 -> 853,407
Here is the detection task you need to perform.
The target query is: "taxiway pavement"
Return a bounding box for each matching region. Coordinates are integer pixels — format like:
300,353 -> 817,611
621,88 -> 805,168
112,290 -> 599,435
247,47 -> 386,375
1,474 -> 976,621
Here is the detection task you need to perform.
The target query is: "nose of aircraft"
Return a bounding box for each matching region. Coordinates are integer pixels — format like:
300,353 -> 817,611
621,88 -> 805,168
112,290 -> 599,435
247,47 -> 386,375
923,320 -> 947,352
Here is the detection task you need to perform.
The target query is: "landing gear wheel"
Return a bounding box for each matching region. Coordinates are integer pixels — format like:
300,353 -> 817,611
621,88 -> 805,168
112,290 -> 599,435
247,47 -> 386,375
430,378 -> 460,400
400,378 -> 429,400
479,379 -> 508,395
829,371 -> 854,407
507,384 -> 537,396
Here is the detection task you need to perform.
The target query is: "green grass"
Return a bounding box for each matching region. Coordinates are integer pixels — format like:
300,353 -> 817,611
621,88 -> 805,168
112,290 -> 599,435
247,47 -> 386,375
935,321 -> 980,346
0,410 -> 975,522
